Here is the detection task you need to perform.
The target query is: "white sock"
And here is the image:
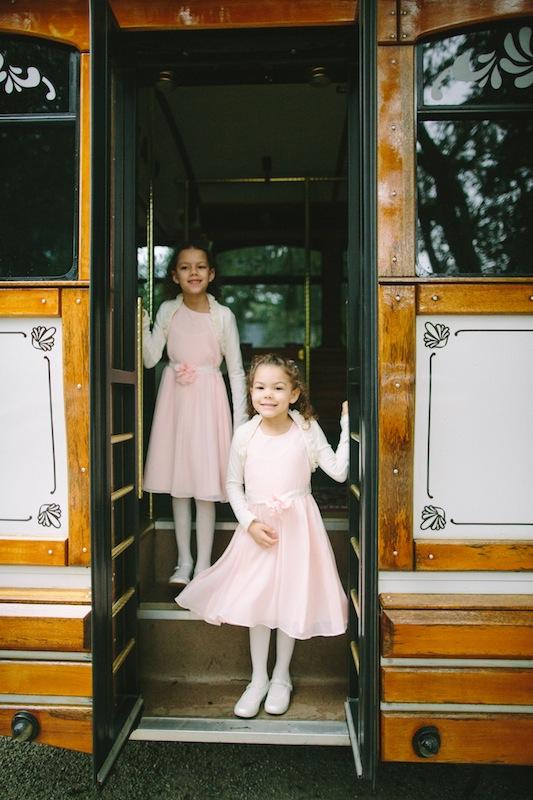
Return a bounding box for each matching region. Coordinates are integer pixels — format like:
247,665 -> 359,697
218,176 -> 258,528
171,497 -> 192,567
194,499 -> 215,573
249,625 -> 271,686
272,628 -> 295,685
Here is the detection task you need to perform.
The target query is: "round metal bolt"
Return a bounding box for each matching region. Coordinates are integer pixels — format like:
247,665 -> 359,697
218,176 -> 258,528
393,550 -> 398,556
431,294 -> 439,301
391,190 -> 397,197
390,59 -> 397,65
392,256 -> 398,263
41,298 -> 47,304
395,294 -> 401,301
389,33 -> 395,39
402,33 -> 407,39
394,382 -> 400,388
530,296 -> 533,301
76,297 -> 81,304
401,9 -> 408,14
393,468 -> 399,475
48,549 -> 53,555
81,466 -> 87,473
390,9 -> 396,14
391,124 -> 397,130
77,383 -> 82,389
428,553 -> 434,560
82,547 -> 88,553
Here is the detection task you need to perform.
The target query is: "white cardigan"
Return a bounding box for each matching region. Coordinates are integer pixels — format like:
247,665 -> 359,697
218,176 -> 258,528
226,409 -> 349,531
142,293 -> 247,428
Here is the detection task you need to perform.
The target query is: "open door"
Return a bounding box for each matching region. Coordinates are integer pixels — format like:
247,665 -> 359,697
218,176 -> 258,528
90,0 -> 142,785
344,0 -> 379,784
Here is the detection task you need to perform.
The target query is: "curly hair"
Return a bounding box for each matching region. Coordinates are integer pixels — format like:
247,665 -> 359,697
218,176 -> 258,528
246,353 -> 316,422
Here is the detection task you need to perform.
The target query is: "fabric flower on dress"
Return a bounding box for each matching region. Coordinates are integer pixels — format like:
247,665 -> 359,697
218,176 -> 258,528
174,362 -> 197,385
266,495 -> 292,514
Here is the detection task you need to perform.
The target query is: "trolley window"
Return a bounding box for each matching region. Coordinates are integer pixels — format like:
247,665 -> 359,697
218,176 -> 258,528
416,20 -> 533,277
0,35 -> 79,280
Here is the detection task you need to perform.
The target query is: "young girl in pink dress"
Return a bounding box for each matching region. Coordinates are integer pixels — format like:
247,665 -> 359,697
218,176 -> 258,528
178,353 -> 348,718
142,240 -> 247,586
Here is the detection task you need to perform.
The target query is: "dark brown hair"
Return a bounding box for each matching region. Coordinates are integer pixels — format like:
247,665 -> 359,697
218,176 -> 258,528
165,236 -> 217,297
247,353 -> 315,421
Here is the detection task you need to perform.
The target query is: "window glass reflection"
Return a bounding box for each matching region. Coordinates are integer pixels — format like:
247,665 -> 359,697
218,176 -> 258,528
218,245 -> 321,277
0,125 -> 76,278
422,23 -> 533,106
220,283 -> 322,347
417,120 -> 533,276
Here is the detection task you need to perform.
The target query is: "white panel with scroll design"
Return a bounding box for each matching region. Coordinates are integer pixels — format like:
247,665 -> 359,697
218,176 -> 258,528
0,317 -> 68,539
414,315 -> 533,540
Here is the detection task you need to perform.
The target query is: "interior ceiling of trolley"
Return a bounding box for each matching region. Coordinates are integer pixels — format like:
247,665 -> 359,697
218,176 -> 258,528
136,79 -> 349,244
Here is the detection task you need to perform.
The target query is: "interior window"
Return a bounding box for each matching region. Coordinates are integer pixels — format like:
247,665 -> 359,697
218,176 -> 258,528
0,35 -> 79,279
416,21 -> 533,276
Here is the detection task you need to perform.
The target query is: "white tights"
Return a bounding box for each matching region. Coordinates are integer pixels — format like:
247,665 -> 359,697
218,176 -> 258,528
249,624 -> 295,686
171,497 -> 215,574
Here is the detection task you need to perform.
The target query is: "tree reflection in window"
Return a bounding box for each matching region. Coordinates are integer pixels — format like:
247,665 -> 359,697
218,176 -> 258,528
416,21 -> 533,276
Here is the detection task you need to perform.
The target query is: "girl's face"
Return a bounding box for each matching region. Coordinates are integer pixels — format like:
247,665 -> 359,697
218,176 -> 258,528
172,247 -> 215,297
250,364 -> 300,422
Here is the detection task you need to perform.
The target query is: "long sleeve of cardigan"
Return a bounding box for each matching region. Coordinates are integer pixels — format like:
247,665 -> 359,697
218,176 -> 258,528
314,414 -> 349,482
225,431 -> 256,531
223,310 -> 248,429
142,306 -> 167,368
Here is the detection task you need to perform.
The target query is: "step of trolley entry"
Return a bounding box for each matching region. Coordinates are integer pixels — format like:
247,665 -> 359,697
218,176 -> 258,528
135,515 -> 351,739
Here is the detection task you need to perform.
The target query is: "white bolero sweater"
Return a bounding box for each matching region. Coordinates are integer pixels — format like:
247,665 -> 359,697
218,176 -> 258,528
142,293 -> 247,428
226,409 -> 349,531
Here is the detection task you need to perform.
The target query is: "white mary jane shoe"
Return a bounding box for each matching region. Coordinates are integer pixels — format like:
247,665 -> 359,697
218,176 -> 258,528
168,563 -> 193,586
233,682 -> 270,719
264,679 -> 293,715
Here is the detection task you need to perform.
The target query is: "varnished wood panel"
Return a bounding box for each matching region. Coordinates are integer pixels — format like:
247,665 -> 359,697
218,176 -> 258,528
378,46 -> 415,277
0,605 -> 91,651
380,593 -> 533,610
417,283 -> 533,314
381,713 -> 533,764
398,0 -> 533,42
110,1 -> 357,29
0,1 -> 88,50
0,587 -> 91,604
0,289 -> 59,316
382,609 -> 533,658
78,55 -> 91,281
378,285 -> 415,569
381,666 -> 533,704
378,0 -> 398,42
0,705 -> 92,753
62,289 -> 90,566
0,538 -> 67,566
0,660 -> 92,697
416,541 -> 533,571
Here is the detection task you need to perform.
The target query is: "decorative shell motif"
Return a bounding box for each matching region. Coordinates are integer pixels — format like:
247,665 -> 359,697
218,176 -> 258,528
0,52 -> 56,100
38,503 -> 61,528
31,326 -> 56,351
423,321 -> 450,349
421,505 -> 446,531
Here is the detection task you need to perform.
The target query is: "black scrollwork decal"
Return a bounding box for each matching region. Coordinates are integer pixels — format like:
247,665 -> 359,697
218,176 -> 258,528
421,505 -> 446,531
37,503 -> 61,528
31,326 -> 56,351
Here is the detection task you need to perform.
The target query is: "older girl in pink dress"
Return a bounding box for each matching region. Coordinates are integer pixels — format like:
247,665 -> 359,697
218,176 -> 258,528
143,240 -> 247,585
178,354 -> 348,718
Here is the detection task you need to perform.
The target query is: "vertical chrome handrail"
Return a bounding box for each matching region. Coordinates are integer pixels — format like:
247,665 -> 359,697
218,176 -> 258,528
136,297 -> 143,499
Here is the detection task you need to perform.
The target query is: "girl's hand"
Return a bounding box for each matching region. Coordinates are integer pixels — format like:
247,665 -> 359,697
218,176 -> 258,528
248,521 -> 278,548
342,400 -> 348,416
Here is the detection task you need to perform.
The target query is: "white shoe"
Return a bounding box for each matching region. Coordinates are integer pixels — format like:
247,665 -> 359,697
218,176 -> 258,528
264,679 -> 292,715
233,682 -> 270,718
168,563 -> 193,586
